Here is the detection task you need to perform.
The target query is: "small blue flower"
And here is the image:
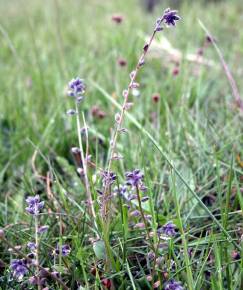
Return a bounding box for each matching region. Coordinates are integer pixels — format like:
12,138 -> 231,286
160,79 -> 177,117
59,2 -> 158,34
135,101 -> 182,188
162,8 -> 180,27
10,259 -> 28,280
26,195 -> 44,215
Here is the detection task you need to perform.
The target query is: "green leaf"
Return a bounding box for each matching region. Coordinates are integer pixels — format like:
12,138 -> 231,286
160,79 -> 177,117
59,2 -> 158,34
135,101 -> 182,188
93,240 -> 106,260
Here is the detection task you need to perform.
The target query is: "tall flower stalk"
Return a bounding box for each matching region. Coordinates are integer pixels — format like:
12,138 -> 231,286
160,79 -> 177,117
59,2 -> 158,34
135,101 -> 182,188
26,195 -> 44,289
102,8 -> 181,217
67,78 -> 98,233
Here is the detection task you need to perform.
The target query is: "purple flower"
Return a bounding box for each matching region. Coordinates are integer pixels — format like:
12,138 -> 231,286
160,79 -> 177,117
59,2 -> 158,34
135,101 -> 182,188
130,210 -> 140,217
125,169 -> 144,187
114,185 -> 127,197
38,225 -> 49,234
26,195 -> 44,215
27,242 -> 36,252
162,8 -> 180,26
68,77 -> 85,97
10,259 -> 28,280
101,170 -> 117,186
165,280 -> 183,290
141,196 -> 149,202
66,109 -> 77,116
54,244 -> 71,257
127,194 -> 137,201
158,221 -> 176,237
29,276 -> 46,286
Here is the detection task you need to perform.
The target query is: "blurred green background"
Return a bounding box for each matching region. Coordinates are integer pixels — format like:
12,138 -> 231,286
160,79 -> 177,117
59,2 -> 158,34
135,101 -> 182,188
0,0 -> 242,193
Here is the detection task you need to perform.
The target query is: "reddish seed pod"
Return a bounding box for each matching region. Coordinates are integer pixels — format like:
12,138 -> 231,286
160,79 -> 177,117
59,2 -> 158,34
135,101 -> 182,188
117,58 -> 127,67
0,229 -> 4,239
143,43 -> 149,52
102,278 -> 111,289
172,67 -> 180,76
153,281 -> 160,288
91,267 -> 96,276
97,110 -> 106,119
206,35 -> 213,43
111,14 -> 123,24
146,275 -> 153,282
152,93 -> 160,103
231,250 -> 240,260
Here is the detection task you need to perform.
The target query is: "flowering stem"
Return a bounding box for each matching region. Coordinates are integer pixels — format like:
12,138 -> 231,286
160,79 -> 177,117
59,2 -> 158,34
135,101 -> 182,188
34,215 -> 41,290
75,103 -> 98,235
151,235 -> 162,288
103,16 -> 166,217
135,185 -> 155,252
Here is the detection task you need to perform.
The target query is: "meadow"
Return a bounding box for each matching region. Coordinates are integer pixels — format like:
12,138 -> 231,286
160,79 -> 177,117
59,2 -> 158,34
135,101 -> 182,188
0,0 -> 242,289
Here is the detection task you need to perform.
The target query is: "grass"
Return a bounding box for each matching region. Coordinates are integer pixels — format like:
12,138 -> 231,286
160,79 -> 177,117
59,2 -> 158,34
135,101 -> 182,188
0,0 -> 242,289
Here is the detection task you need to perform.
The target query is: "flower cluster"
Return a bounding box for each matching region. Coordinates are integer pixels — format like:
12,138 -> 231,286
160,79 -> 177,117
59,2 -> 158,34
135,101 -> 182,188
155,8 -> 180,31
25,195 -> 44,215
165,280 -> 184,290
10,259 -> 28,280
158,221 -> 177,237
53,244 -> 71,257
125,169 -> 144,187
101,170 -> 117,186
162,8 -> 180,26
68,77 -> 85,98
66,77 -> 85,115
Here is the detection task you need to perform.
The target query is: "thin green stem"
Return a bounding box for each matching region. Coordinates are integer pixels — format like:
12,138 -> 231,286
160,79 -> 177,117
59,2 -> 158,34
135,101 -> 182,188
75,103 -> 98,236
34,215 -> 41,290
135,185 -> 155,252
